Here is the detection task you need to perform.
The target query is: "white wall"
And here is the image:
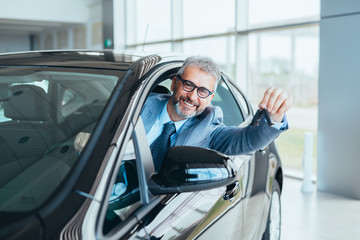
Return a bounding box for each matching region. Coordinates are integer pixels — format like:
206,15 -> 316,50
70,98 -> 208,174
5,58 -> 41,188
318,0 -> 360,199
0,0 -> 90,23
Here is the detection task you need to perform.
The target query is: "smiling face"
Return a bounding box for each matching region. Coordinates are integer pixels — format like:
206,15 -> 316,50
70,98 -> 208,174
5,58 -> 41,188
167,65 -> 216,122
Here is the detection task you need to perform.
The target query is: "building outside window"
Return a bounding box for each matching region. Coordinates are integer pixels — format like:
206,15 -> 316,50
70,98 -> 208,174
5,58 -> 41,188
118,0 -> 320,177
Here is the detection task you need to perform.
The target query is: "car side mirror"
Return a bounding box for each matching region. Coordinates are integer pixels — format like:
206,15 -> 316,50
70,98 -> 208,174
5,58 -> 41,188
148,146 -> 238,195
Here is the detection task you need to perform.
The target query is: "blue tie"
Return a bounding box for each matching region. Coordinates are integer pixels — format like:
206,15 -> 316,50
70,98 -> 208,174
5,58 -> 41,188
150,122 -> 176,171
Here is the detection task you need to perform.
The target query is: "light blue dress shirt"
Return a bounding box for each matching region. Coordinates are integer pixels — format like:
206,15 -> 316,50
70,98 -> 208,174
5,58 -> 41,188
271,116 -> 288,130
146,101 -> 188,147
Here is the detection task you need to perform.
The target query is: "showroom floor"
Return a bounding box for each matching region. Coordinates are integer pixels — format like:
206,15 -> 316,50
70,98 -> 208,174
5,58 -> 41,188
281,177 -> 360,240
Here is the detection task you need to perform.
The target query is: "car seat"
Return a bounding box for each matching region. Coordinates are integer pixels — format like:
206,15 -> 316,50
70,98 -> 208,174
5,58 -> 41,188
0,85 -> 66,186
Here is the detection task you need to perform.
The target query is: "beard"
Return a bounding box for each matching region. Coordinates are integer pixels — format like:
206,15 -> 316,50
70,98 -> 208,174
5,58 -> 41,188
174,100 -> 197,119
172,95 -> 204,119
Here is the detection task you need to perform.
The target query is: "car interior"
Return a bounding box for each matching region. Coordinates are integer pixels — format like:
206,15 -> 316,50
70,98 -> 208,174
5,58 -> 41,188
0,71 -> 118,212
0,67 -> 247,216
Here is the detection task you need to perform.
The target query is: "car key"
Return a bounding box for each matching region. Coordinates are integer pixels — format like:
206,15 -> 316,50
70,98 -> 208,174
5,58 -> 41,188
251,109 -> 274,126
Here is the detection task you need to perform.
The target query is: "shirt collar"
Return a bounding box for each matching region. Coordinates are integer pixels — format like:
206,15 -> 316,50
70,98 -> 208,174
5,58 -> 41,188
159,100 -> 188,132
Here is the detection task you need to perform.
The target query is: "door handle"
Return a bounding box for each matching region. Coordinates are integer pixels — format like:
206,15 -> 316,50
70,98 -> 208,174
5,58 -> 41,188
259,148 -> 267,155
223,181 -> 239,202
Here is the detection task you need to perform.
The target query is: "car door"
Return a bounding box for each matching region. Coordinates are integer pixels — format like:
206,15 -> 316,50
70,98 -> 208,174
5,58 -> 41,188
148,73 -> 252,240
85,64 -> 228,240
225,77 -> 274,239
184,77 -> 254,240
129,66 -> 244,240
93,64 -> 248,240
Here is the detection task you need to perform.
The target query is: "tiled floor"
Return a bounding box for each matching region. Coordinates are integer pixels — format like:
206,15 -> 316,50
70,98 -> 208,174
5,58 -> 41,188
281,177 -> 360,240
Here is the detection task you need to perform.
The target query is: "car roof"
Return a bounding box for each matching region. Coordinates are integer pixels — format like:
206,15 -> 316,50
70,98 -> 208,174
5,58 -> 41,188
0,49 -> 186,70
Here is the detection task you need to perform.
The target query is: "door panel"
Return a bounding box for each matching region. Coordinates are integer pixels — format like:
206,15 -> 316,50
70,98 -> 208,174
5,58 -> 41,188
130,155 -> 248,240
242,149 -> 270,239
133,189 -> 225,239
188,155 -> 249,240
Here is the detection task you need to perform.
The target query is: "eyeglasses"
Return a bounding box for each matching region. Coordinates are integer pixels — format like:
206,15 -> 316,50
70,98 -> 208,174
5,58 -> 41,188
176,75 -> 213,99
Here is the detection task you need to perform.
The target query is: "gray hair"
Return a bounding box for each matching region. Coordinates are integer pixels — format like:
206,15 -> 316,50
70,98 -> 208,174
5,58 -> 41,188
177,56 -> 221,90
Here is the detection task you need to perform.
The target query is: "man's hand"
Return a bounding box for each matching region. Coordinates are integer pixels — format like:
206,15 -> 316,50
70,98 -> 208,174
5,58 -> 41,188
74,132 -> 91,152
258,87 -> 292,123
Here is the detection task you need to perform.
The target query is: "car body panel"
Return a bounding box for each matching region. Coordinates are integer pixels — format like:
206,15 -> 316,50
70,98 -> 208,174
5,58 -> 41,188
0,50 -> 282,240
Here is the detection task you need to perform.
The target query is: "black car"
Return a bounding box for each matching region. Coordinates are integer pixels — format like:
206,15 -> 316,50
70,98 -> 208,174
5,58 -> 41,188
0,50 -> 283,240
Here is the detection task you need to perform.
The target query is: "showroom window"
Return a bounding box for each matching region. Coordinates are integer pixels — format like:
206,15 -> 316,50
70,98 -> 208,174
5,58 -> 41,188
118,0 -> 320,176
125,0 -> 171,45
182,0 -> 235,37
248,26 -> 319,106
248,25 -> 319,172
248,0 -> 320,26
183,36 -> 236,78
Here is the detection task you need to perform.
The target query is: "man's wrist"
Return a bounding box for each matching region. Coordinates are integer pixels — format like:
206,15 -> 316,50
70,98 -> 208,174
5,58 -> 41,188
271,114 -> 288,131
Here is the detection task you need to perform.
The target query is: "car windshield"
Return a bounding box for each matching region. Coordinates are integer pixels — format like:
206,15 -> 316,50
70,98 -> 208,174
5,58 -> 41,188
0,67 -> 125,212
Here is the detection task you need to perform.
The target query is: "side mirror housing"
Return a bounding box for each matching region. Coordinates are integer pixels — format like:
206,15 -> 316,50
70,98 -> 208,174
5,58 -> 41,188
148,146 -> 237,195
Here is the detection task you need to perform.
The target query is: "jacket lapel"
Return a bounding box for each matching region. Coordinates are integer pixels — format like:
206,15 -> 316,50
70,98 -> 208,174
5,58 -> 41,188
175,116 -> 200,145
141,95 -> 168,133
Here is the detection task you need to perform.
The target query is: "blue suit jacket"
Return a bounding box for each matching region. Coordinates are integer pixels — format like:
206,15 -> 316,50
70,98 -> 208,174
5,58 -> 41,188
141,94 -> 283,155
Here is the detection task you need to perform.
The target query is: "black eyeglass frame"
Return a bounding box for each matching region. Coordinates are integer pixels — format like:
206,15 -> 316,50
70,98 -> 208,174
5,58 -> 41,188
176,74 -> 214,99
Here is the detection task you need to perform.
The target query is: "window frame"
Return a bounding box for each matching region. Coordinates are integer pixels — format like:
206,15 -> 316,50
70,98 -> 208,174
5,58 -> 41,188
222,74 -> 254,125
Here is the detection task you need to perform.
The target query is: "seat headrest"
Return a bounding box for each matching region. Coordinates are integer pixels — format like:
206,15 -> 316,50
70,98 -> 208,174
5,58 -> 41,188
152,85 -> 171,94
4,85 -> 50,121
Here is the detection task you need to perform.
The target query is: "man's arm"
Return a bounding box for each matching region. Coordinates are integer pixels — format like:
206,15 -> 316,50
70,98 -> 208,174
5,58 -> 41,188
210,117 -> 282,155
210,87 -> 292,155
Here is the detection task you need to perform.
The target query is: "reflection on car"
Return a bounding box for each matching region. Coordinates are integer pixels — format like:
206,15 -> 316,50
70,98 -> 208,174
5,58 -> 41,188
0,50 -> 283,240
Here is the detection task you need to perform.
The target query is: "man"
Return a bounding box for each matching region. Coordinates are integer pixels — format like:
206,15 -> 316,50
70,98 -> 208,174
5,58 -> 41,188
75,56 -> 292,171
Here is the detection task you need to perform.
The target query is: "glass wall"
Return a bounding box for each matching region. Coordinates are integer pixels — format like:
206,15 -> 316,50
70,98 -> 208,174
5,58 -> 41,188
125,0 -> 171,44
248,0 -> 320,26
183,36 -> 236,76
248,26 -> 319,172
182,0 -> 235,37
248,27 -> 319,105
119,0 -> 320,176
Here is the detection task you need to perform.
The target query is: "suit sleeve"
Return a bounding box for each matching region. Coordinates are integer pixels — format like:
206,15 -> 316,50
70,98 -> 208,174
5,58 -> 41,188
209,108 -> 282,155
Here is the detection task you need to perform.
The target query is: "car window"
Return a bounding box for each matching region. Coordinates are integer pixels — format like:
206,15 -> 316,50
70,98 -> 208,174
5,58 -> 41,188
0,102 -> 10,122
0,81 -> 49,123
0,67 -> 123,212
103,138 -> 142,235
157,78 -> 173,92
211,79 -> 244,126
228,81 -> 251,118
0,86 -> 12,123
62,89 -> 76,106
13,80 -> 49,93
